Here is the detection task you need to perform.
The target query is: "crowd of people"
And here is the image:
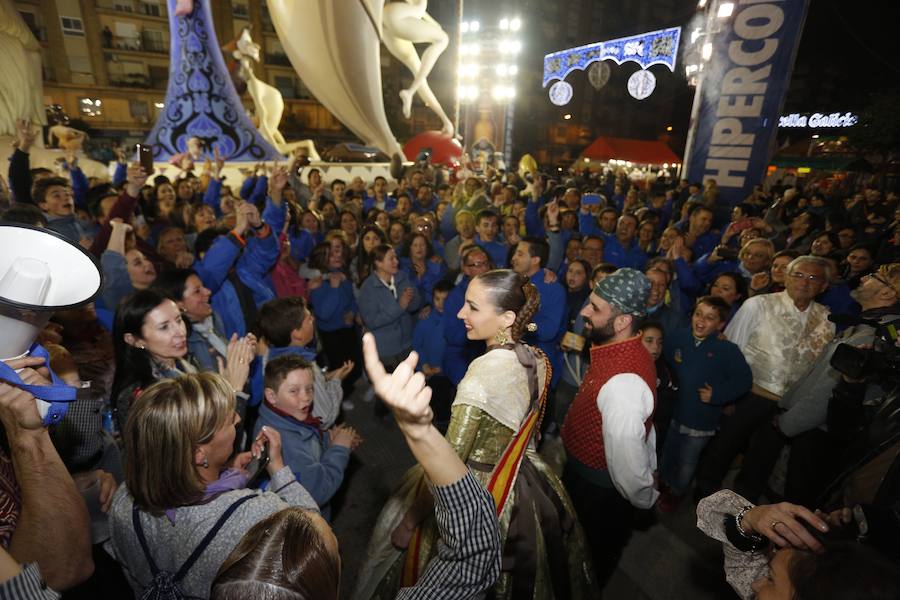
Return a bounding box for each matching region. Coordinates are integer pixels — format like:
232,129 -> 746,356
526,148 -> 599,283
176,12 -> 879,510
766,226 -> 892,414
1,114 -> 899,599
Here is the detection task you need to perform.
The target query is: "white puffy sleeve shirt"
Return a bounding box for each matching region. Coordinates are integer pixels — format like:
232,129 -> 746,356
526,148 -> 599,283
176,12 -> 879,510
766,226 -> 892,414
596,373 -> 659,509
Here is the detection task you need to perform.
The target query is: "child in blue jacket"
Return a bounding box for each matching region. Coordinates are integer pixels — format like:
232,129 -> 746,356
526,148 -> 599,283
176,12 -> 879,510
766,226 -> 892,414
659,295 -> 753,508
256,354 -> 360,520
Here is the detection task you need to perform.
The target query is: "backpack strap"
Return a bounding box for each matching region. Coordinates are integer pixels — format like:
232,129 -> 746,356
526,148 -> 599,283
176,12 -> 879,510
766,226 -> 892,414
131,494 -> 257,582
173,494 -> 256,581
132,504 -> 161,576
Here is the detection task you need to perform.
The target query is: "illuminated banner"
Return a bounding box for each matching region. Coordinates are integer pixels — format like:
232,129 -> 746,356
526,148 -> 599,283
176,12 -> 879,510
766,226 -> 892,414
685,0 -> 811,205
543,27 -> 681,87
778,112 -> 857,128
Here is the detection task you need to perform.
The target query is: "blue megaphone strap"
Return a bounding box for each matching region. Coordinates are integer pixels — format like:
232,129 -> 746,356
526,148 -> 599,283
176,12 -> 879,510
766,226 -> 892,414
0,344 -> 77,425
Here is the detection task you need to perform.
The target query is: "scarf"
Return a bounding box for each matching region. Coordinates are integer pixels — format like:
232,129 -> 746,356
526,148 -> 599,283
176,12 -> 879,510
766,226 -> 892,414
164,468 -> 249,523
192,316 -> 229,358
264,400 -> 323,437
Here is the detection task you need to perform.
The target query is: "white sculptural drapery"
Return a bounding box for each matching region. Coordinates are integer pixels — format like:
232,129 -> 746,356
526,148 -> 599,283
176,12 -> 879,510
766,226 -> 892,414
0,0 -> 47,138
382,0 -> 454,137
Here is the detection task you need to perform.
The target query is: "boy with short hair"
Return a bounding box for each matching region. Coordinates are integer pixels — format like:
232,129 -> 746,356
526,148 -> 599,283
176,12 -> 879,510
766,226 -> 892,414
658,296 -> 752,510
256,354 -> 360,519
413,280 -> 454,431
473,209 -> 507,267
254,296 -> 350,424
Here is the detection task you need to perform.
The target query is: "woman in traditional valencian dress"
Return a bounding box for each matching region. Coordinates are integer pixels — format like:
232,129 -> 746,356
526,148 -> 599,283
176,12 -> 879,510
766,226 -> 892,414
353,269 -> 597,599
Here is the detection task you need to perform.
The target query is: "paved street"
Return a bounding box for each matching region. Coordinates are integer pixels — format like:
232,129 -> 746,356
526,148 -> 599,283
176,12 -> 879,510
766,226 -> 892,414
330,384 -> 737,600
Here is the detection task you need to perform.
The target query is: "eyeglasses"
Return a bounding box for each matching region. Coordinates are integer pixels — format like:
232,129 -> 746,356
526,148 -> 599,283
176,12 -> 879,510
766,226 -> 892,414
869,272 -> 892,289
788,271 -> 825,283
465,260 -> 488,268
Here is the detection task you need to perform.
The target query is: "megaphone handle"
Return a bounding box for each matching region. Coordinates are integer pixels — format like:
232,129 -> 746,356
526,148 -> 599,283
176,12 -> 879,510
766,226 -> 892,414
0,344 -> 77,425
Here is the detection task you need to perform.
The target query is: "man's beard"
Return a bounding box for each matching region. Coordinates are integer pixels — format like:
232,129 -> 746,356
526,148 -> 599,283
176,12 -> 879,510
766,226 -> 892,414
585,315 -> 618,345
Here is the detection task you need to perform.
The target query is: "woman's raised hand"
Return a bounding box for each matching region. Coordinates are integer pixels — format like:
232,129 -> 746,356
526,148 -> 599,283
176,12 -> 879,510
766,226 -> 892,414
362,333 -> 432,438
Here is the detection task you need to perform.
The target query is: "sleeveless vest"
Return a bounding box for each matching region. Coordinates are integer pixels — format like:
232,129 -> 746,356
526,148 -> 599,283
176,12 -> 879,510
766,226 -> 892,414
561,335 -> 656,471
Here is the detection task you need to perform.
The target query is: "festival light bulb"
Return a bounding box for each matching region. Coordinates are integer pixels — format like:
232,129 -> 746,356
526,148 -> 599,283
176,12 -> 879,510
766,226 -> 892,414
461,21 -> 470,33
701,43 -> 712,60
718,2 -> 734,18
499,18 -> 509,30
470,21 -> 480,32
510,18 -> 521,31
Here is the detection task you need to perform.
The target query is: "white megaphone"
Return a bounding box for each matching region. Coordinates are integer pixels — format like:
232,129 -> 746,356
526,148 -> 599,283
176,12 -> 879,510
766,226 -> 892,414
0,224 -> 103,425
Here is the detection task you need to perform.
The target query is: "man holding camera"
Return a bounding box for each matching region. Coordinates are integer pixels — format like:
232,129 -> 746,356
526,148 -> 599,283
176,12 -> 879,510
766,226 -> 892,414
733,263 -> 900,505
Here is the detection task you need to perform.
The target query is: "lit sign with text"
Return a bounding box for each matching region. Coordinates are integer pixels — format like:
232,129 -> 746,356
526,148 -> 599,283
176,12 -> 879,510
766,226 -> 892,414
778,112 -> 858,128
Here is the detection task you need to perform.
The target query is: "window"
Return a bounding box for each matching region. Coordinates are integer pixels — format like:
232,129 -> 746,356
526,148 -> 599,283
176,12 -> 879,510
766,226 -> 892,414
130,100 -> 149,121
79,98 -> 102,117
274,76 -> 296,99
60,16 -> 84,36
139,1 -> 162,17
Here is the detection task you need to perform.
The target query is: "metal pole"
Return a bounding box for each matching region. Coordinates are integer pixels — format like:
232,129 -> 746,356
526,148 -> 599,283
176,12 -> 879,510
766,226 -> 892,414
453,0 -> 463,136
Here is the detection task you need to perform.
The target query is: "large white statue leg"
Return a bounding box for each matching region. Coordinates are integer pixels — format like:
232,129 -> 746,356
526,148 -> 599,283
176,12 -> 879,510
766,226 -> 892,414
381,34 -> 454,138
383,1 -> 449,121
268,0 -> 404,165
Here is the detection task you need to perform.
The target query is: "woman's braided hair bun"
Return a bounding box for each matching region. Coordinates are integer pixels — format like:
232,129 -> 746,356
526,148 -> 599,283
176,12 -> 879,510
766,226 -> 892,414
475,269 -> 541,342
511,281 -> 540,341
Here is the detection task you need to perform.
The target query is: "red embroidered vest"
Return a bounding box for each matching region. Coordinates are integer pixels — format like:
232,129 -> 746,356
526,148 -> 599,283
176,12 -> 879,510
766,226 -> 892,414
561,335 -> 657,471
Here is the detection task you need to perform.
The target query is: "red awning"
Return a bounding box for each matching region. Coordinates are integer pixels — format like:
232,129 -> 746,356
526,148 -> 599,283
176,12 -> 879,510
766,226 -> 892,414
580,136 -> 681,165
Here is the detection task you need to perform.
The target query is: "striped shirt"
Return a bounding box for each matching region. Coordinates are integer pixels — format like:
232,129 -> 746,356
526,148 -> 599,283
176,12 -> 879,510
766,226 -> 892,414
0,563 -> 59,600
397,471 -> 501,600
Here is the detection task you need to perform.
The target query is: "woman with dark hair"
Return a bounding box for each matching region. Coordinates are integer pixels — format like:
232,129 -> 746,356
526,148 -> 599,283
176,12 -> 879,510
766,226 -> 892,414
354,270 -> 597,599
110,290 -> 254,432
749,249 -> 799,297
709,272 -> 748,323
357,244 -> 422,375
308,239 -> 363,397
810,230 -> 841,257
151,268 -> 256,374
351,224 -> 388,287
318,199 -> 339,231
564,258 -> 592,329
339,209 -> 360,250
842,243 -> 875,289
399,232 -> 447,306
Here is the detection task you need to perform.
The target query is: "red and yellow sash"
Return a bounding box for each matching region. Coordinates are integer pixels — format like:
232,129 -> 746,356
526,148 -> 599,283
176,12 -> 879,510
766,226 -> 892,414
401,350 -> 551,587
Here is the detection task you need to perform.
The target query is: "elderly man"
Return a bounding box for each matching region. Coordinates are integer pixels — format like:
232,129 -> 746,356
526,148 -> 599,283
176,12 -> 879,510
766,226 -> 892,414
561,268 -> 656,585
733,263 -> 900,505
603,214 -> 648,270
695,256 -> 835,500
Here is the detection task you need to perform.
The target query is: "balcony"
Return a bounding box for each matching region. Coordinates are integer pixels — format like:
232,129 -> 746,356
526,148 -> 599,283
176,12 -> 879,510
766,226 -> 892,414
266,52 -> 291,67
102,34 -> 166,54
95,0 -> 167,20
109,72 -> 164,90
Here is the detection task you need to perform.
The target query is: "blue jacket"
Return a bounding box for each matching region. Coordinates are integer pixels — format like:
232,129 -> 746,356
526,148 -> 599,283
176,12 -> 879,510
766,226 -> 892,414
254,403 -> 349,519
195,234 -> 246,338
441,276 -> 484,385
523,271 -> 568,387
235,229 -> 278,308
663,327 -> 753,431
358,270 -> 422,358
413,308 -> 446,372
310,274 -> 357,332
474,235 -> 508,268
602,235 -> 648,270
399,258 -> 447,306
